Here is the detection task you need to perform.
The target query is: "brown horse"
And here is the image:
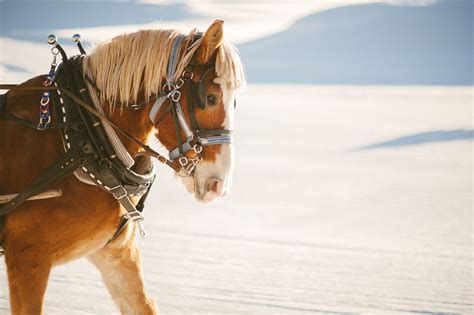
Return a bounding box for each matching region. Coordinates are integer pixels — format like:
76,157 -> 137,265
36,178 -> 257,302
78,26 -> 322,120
0,20 -> 245,314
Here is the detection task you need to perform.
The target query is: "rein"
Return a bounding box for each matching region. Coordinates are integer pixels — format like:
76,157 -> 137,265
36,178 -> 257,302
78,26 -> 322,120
0,84 -> 180,172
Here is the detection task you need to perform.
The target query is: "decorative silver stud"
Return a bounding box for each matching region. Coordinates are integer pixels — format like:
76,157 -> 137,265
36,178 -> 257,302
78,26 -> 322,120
47,34 -> 57,45
72,34 -> 81,43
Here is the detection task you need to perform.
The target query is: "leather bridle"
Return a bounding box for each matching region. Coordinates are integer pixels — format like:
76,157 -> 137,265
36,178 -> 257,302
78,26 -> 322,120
146,63 -> 233,177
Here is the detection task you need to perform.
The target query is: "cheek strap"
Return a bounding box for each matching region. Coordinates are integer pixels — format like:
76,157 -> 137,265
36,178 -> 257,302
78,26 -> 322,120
149,96 -> 167,124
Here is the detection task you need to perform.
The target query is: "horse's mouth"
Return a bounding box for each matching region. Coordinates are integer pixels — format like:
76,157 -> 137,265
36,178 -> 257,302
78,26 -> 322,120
179,173 -> 226,203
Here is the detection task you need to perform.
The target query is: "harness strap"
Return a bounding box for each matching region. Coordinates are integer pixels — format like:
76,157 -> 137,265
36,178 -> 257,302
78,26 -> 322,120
0,84 -> 180,172
169,142 -> 194,160
149,96 -> 167,123
106,174 -> 155,244
58,88 -> 181,172
0,111 -> 66,129
0,150 -> 93,216
175,100 -> 194,141
0,93 -> 65,129
168,135 -> 233,160
0,94 -> 4,112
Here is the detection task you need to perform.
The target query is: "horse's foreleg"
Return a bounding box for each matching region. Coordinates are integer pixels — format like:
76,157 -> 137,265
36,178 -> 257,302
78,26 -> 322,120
88,226 -> 158,315
5,249 -> 52,314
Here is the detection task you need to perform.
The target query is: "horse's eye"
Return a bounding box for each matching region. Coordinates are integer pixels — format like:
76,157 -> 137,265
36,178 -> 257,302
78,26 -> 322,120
207,94 -> 217,106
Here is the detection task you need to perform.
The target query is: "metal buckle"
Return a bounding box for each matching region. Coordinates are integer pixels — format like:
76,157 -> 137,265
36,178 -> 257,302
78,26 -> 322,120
177,150 -> 202,178
124,210 -> 146,238
179,156 -> 188,166
174,78 -> 185,89
168,90 -> 181,102
124,209 -> 143,220
37,115 -> 51,130
110,185 -> 127,200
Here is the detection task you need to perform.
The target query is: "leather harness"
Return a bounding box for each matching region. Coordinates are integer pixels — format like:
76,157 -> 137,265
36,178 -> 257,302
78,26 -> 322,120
0,33 -> 233,243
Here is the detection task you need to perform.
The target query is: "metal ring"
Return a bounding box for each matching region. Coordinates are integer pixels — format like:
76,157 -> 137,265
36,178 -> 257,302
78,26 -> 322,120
162,83 -> 172,92
182,70 -> 193,80
177,169 -> 190,177
51,47 -> 59,55
38,115 -> 51,125
43,79 -> 53,87
40,97 -> 50,106
179,156 -> 188,166
193,144 -> 202,154
40,105 -> 50,113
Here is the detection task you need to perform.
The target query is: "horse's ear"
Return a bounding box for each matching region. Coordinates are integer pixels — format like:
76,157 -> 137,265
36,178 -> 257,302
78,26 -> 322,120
196,19 -> 224,64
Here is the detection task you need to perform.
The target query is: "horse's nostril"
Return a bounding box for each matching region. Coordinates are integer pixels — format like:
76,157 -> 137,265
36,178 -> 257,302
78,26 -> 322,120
206,178 -> 223,195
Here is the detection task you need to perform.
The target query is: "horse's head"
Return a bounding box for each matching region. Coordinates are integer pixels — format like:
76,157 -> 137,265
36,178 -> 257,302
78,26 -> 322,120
83,21 -> 244,203
152,21 -> 245,203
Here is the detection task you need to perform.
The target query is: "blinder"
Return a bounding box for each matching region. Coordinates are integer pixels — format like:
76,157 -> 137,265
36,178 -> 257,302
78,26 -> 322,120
194,67 -> 215,110
195,79 -> 206,110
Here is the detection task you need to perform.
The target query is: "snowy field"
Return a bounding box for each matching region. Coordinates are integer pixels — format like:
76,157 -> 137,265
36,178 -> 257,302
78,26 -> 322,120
0,84 -> 472,314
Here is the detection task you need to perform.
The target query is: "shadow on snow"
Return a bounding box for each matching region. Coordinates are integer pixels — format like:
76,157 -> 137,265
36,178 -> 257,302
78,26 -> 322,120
356,129 -> 473,150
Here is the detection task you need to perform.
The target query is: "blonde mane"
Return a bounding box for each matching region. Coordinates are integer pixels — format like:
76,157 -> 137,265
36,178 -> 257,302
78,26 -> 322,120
83,28 -> 245,107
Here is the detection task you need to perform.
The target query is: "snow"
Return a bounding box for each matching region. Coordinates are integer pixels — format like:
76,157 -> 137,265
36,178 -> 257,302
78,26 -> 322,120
0,84 -> 472,314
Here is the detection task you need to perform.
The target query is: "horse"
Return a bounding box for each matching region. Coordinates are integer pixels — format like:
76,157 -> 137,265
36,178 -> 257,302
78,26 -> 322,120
0,19 -> 245,314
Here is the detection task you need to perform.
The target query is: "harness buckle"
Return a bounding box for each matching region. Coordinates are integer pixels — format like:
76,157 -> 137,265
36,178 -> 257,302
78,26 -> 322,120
110,185 -> 128,200
174,78 -> 185,89
179,156 -> 188,166
124,210 -> 146,238
168,90 -> 181,102
37,115 -> 51,130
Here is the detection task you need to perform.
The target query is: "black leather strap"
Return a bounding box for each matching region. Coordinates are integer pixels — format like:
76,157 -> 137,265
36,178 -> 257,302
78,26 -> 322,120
0,93 -> 66,129
0,111 -> 66,129
0,149 -> 94,216
0,94 -> 5,113
106,175 -> 155,245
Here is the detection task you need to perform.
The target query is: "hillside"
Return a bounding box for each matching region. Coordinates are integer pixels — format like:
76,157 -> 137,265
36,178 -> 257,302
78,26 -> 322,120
238,1 -> 472,85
